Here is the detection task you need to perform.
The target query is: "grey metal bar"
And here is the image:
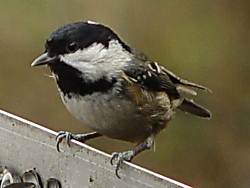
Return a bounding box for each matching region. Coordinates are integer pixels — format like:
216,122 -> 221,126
0,109 -> 191,188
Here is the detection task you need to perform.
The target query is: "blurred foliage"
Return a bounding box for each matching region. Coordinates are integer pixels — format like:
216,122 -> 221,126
0,1 -> 249,187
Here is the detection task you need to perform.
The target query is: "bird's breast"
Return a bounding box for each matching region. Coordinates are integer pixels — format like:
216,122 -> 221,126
60,90 -> 154,142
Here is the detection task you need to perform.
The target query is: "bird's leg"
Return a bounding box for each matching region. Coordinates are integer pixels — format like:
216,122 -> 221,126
110,136 -> 154,178
56,131 -> 102,152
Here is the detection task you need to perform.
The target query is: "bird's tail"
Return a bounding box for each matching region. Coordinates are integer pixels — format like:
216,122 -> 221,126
178,98 -> 211,118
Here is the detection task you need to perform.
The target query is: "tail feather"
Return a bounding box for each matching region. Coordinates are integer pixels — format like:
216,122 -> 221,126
178,98 -> 211,118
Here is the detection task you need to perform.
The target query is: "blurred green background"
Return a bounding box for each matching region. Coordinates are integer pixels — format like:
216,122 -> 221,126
0,1 -> 249,187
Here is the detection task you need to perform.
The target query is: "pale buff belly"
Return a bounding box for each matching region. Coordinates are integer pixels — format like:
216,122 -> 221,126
60,92 -> 153,142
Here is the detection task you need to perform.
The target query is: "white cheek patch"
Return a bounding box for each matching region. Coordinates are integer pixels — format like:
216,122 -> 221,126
60,40 -> 132,81
60,43 -> 106,64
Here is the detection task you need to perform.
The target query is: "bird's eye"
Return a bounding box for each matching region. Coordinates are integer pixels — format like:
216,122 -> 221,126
66,42 -> 78,52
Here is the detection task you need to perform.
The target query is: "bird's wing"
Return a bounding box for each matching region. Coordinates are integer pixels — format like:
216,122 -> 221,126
123,61 -> 180,98
123,61 -> 211,118
160,66 -> 212,93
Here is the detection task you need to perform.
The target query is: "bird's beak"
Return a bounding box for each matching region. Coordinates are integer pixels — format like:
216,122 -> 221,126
31,52 -> 58,67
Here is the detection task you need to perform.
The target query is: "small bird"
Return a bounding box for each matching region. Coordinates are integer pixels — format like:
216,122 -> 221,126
31,21 -> 211,178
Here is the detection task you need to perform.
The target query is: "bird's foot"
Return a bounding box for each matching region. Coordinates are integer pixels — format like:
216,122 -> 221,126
109,136 -> 154,178
110,150 -> 135,178
56,131 -> 74,152
56,131 -> 102,152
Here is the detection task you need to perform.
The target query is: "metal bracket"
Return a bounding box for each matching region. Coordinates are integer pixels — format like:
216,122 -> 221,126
0,109 -> 191,188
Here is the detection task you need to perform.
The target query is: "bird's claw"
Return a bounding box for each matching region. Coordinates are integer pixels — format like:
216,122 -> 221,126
56,131 -> 73,152
110,150 -> 134,178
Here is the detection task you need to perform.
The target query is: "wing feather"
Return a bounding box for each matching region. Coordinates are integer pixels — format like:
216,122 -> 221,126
122,61 -> 211,118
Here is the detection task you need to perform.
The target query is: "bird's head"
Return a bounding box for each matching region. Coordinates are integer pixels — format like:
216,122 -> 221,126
32,21 -> 132,80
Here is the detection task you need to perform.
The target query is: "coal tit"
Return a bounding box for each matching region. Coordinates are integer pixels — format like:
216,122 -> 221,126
31,21 -> 211,178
